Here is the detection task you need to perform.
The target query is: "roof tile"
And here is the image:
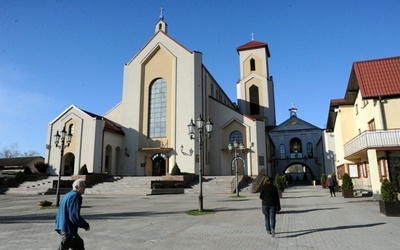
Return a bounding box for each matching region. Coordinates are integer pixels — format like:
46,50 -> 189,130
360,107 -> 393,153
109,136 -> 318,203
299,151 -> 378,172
354,56 -> 400,98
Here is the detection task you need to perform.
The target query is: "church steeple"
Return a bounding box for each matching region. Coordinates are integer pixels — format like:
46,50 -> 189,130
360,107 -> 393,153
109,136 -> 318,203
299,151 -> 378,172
236,38 -> 276,126
155,6 -> 168,34
289,104 -> 298,117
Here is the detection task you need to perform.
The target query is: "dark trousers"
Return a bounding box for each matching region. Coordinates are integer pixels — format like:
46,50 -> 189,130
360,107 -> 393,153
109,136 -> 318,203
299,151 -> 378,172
329,186 -> 336,196
58,233 -> 85,250
262,206 -> 277,231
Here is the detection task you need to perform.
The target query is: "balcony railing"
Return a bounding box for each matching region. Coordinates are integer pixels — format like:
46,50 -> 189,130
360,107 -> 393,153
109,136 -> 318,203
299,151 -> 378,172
344,129 -> 400,157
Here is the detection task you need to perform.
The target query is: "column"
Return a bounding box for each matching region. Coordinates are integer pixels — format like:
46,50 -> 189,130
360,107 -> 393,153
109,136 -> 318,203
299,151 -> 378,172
367,149 -> 381,200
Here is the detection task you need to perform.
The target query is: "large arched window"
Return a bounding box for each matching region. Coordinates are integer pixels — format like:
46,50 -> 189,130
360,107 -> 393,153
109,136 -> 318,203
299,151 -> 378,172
307,142 -> 313,157
249,85 -> 260,115
280,144 -> 286,159
148,78 -> 167,138
229,130 -> 243,144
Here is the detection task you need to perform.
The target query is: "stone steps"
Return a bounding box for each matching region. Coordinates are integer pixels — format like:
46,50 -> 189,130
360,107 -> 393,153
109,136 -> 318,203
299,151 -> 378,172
3,175 -> 251,196
5,176 -> 67,195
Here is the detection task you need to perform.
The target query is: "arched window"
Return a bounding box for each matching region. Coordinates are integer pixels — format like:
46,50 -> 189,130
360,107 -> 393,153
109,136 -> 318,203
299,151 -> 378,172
307,142 -> 313,157
290,138 -> 302,158
229,130 -> 243,144
250,58 -> 256,71
148,78 -> 167,138
249,85 -> 260,115
280,144 -> 285,159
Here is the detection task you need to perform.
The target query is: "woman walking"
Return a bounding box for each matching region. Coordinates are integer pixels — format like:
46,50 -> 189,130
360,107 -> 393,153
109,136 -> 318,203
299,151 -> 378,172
259,176 -> 281,237
326,175 -> 336,197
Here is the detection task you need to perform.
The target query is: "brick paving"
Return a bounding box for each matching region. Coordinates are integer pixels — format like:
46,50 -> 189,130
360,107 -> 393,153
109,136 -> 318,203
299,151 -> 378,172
0,185 -> 399,250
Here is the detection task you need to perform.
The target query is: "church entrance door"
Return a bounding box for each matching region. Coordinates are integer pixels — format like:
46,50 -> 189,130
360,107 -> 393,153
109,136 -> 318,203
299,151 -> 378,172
152,153 -> 166,176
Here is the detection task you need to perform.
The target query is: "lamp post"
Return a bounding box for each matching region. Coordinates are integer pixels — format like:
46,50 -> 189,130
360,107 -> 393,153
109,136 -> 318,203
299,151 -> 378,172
188,114 -> 213,211
54,126 -> 72,206
228,141 -> 244,197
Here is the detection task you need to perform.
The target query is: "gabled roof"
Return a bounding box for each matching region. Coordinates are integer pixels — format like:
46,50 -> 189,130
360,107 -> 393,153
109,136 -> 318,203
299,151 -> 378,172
354,56 -> 400,98
0,156 -> 44,168
326,56 -> 400,131
270,115 -> 321,133
127,30 -> 193,65
236,40 -> 271,57
82,110 -> 125,135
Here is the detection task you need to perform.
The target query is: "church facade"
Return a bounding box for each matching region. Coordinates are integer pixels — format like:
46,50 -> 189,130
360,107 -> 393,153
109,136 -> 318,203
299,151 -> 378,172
45,17 -> 276,178
269,107 -> 325,182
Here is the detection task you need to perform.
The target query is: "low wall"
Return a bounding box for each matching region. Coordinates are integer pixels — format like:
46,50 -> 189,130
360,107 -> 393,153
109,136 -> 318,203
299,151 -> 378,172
71,173 -> 109,187
161,174 -> 196,186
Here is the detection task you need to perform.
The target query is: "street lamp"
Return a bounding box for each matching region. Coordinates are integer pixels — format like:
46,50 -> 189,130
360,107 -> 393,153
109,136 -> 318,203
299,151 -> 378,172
54,126 -> 72,206
188,114 -> 213,211
228,141 -> 244,197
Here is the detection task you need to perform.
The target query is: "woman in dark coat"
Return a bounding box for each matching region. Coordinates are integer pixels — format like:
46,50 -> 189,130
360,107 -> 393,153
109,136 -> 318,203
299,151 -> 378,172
259,176 -> 281,237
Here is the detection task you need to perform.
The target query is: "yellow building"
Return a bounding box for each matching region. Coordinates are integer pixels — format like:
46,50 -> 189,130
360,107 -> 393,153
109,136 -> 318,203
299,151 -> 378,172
326,56 -> 400,199
45,16 -> 276,178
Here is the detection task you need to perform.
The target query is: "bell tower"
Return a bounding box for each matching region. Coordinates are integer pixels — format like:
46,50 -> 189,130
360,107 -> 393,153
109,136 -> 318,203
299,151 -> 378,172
155,6 -> 168,34
236,36 -> 276,126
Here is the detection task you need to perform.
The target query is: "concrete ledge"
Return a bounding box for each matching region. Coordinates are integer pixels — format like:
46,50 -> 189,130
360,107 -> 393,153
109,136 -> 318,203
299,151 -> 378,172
150,188 -> 184,195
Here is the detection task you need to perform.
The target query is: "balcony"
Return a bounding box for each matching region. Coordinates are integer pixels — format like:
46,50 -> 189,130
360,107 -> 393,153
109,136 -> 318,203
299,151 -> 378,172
344,129 -> 400,157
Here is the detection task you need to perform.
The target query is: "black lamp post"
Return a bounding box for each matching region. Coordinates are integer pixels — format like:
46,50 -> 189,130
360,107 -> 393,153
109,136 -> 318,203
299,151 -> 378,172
228,141 -> 244,197
188,114 -> 213,211
54,126 -> 72,206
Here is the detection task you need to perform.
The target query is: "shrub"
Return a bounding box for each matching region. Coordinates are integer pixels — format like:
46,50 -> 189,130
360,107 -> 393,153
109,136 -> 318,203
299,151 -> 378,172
320,173 -> 327,186
78,164 -> 89,175
23,166 -> 33,175
273,174 -> 285,191
15,171 -> 28,180
34,162 -> 49,173
171,163 -> 181,175
341,173 -> 353,190
380,178 -> 398,202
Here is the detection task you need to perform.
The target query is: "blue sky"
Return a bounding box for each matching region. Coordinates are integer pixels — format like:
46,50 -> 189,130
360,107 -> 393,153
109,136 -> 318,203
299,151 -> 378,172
1,0 -> 400,156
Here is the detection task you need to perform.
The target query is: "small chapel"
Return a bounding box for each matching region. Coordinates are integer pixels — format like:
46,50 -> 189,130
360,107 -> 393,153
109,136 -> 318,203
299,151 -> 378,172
45,14 -> 278,178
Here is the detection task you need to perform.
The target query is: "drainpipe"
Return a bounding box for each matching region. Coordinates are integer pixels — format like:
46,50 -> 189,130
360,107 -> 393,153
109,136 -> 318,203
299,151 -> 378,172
378,97 -> 387,130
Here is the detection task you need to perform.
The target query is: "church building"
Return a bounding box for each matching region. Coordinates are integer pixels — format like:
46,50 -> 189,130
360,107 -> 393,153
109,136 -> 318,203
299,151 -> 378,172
45,15 -> 276,178
269,107 -> 324,181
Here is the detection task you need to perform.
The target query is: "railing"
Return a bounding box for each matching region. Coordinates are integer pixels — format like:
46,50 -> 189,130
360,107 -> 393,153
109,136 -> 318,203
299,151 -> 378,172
344,129 -> 400,157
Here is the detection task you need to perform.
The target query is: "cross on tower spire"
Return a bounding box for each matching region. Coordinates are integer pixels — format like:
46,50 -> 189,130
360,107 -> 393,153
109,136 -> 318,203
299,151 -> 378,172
159,6 -> 164,19
251,32 -> 255,41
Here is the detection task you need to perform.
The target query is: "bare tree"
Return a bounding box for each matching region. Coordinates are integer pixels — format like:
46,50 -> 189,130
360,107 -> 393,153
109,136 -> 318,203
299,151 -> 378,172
0,144 -> 40,158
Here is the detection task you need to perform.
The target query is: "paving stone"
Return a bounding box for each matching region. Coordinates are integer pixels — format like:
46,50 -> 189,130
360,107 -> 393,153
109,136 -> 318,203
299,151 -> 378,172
0,185 -> 399,249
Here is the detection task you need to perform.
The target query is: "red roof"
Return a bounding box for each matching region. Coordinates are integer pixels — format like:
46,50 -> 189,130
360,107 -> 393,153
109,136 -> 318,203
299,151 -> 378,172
236,41 -> 270,57
354,56 -> 400,98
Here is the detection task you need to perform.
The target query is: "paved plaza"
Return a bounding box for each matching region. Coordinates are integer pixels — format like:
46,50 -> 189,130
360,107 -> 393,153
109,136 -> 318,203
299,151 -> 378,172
1,185 -> 399,250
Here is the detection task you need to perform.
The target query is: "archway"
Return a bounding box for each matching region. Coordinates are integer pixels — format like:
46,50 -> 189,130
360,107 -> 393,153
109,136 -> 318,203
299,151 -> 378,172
152,153 -> 166,176
63,153 -> 75,176
283,163 -> 315,185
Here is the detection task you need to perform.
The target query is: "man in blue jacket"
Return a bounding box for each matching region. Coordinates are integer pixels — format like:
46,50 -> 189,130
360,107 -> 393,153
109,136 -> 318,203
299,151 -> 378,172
55,178 -> 90,250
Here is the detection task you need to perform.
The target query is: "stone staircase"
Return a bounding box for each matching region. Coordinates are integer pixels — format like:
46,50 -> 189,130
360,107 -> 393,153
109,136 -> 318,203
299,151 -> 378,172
185,176 -> 236,194
85,176 -> 158,195
3,175 -> 253,195
4,176 -> 68,195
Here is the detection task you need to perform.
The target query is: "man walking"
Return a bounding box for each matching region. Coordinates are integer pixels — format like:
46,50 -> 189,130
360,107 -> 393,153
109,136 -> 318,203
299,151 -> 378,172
55,179 -> 90,250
